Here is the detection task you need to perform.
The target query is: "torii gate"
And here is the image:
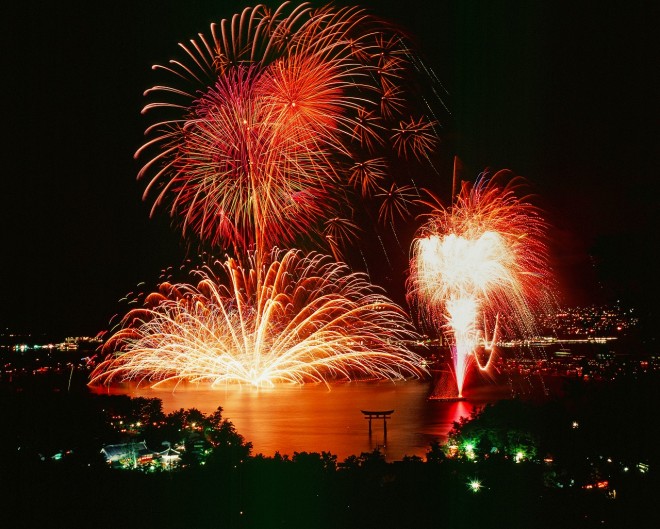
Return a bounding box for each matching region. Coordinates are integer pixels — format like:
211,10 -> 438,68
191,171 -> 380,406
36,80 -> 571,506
361,409 -> 394,438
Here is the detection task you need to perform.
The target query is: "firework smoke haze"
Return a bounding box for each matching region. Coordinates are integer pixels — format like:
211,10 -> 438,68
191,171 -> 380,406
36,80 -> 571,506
90,249 -> 426,388
137,2 -> 440,256
408,170 -> 554,397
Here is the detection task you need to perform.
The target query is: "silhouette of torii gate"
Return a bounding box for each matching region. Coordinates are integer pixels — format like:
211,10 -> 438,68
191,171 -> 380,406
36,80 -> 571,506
361,410 -> 394,438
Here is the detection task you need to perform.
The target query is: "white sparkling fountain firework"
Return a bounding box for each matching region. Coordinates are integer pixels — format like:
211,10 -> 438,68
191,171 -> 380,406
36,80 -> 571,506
408,171 -> 554,398
91,249 -> 426,388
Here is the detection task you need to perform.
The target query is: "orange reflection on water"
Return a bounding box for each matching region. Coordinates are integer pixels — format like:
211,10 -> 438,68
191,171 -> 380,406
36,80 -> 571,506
92,379 -> 501,461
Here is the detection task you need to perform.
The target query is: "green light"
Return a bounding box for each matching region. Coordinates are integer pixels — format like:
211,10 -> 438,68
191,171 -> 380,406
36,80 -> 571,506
468,479 -> 482,492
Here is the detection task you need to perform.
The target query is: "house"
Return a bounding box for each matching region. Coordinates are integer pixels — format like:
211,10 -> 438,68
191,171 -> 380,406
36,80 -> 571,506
101,441 -> 154,467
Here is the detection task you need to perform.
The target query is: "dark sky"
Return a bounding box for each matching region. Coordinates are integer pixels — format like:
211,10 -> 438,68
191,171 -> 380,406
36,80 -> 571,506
2,0 -> 656,338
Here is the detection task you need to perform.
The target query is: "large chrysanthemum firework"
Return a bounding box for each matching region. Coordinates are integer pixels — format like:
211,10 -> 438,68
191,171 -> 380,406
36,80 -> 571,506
137,2 -> 439,254
90,249 -> 426,388
407,171 -> 554,397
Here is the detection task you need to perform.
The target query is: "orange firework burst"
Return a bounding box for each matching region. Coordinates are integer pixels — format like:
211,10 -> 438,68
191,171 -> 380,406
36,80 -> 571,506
407,170 -> 554,397
90,249 -> 427,388
136,2 -> 440,254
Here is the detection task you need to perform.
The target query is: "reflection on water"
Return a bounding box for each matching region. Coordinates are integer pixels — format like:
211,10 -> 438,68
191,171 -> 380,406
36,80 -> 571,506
93,379 -> 512,461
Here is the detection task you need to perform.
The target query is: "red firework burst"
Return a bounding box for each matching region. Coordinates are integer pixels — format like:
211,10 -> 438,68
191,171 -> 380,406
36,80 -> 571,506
136,2 -> 441,255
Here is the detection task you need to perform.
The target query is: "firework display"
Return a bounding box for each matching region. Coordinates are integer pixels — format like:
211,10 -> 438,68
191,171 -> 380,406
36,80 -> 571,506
137,2 -> 439,255
87,2 -> 447,390
408,171 -> 554,398
90,249 -> 426,387
91,2 -> 557,397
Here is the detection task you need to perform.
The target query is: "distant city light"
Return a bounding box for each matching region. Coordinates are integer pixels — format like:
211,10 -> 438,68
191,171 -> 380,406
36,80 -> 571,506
468,479 -> 482,492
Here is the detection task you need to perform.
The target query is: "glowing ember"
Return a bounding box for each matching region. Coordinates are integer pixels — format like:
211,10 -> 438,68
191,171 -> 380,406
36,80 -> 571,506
408,171 -> 554,397
90,249 -> 427,388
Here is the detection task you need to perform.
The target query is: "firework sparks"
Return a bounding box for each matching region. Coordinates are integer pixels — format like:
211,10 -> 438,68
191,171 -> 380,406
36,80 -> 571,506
391,116 -> 438,161
408,171 -> 553,398
90,249 -> 427,388
376,182 -> 417,224
136,2 -> 439,254
323,216 -> 361,262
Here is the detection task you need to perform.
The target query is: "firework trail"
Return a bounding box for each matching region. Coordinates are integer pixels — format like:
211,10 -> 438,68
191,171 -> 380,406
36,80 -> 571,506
90,249 -> 427,388
136,2 -> 440,256
407,170 -> 553,397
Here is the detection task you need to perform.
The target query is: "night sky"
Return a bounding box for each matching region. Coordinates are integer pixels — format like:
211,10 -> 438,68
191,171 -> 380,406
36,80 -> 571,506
2,0 -> 656,338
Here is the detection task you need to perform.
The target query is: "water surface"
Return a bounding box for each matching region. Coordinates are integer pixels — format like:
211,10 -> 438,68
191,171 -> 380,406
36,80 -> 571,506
95,379 -> 513,460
